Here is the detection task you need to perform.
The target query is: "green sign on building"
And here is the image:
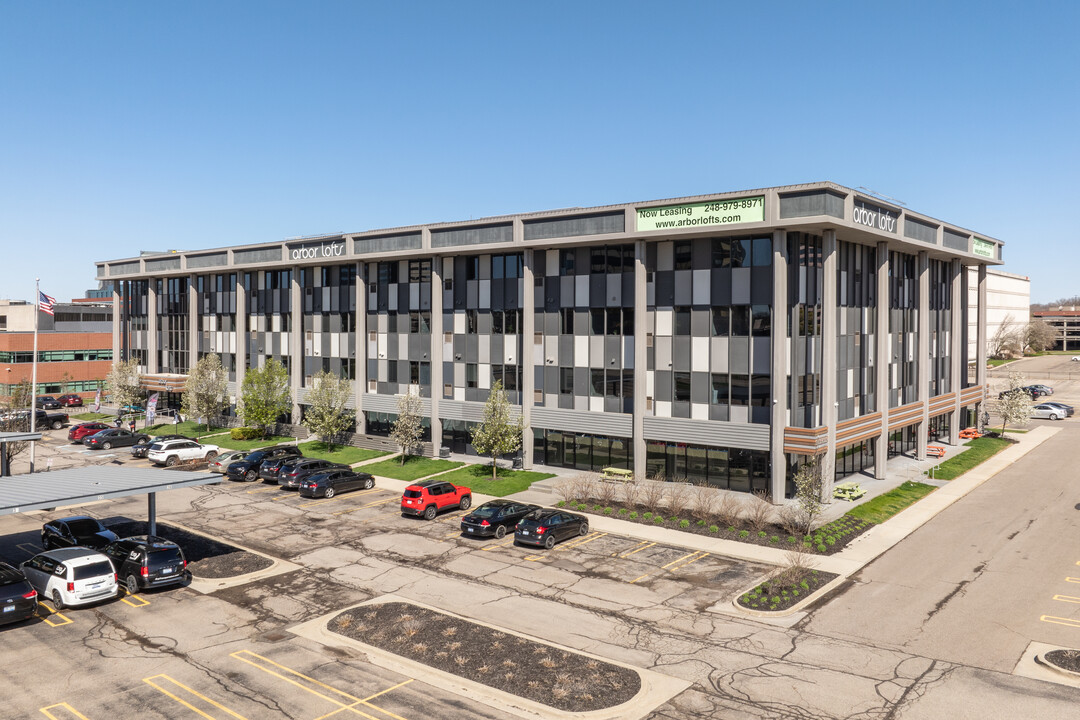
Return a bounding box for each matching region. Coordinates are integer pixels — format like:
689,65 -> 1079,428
972,237 -> 995,258
637,196 -> 765,232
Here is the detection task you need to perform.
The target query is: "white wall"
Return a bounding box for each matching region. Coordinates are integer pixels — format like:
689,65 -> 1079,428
967,268 -> 1030,359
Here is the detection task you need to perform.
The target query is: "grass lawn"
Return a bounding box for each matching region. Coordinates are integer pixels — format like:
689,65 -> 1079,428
297,441 -> 389,465
211,434 -> 297,451
362,455 -> 464,482
71,412 -> 114,421
987,358 -> 1017,367
435,464 -> 556,497
144,421 -> 231,439
846,481 -> 937,524
930,436 -> 1012,481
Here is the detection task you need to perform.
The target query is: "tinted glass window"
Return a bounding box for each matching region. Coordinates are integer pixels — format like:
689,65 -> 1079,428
0,564 -> 24,585
66,519 -> 105,535
73,562 -> 113,580
146,548 -> 183,565
471,506 -> 499,518
404,490 -> 422,498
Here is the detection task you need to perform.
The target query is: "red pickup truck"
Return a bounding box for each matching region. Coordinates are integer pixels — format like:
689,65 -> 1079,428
400,480 -> 472,520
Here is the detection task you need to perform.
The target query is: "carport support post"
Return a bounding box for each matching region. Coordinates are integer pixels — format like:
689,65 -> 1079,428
148,492 -> 157,537
0,444 -> 8,477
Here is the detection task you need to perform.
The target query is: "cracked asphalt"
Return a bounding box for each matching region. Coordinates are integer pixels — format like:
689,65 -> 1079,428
4,409 -> 1080,717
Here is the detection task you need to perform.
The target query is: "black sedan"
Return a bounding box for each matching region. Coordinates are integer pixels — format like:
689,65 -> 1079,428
226,446 -> 303,482
514,509 -> 589,549
460,500 -> 542,539
84,428 -> 150,450
298,469 -> 375,498
132,434 -> 193,458
277,458 -> 350,489
0,561 -> 37,626
41,516 -> 119,550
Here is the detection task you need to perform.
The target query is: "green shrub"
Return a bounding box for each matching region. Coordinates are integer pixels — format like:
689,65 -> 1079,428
593,504 -> 604,512
618,507 -> 629,515
816,543 -> 827,552
629,511 -> 638,520
800,580 -> 810,590
230,426 -> 264,440
792,590 -> 799,597
757,531 -> 768,538
679,519 -> 690,529
825,535 -> 836,546
769,535 -> 779,543
576,503 -> 587,511
696,519 -> 706,526
727,526 -> 737,533
556,501 -> 566,507
653,516 -> 665,525
739,530 -> 750,538
604,507 -> 613,515
643,512 -> 653,521
709,525 -> 719,533
786,536 -> 797,544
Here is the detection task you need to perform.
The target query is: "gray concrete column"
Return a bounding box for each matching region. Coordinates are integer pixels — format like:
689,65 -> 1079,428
429,257 -> 443,453
188,275 -> 198,374
521,249 -> 535,469
147,281 -> 158,373
949,259 -> 963,443
874,242 -> 890,479
112,286 -> 122,366
916,251 -> 930,460
976,265 -> 988,387
769,230 -> 788,500
290,267 -> 302,423
632,240 -> 648,479
819,230 -> 838,499
354,261 -> 367,435
234,278 -> 247,413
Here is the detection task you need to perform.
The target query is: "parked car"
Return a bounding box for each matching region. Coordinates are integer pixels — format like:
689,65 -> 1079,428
102,536 -> 189,594
1072,356 -> 1080,361
998,387 -> 1039,401
1040,401 -> 1074,417
35,396 -> 62,410
57,394 -> 84,407
207,449 -> 249,474
1029,384 -> 1054,396
84,428 -> 150,450
225,445 -> 303,482
276,458 -> 350,489
41,516 -> 119,550
68,422 -> 111,444
258,453 -> 306,482
20,548 -> 118,610
1031,404 -> 1066,420
147,439 -> 221,467
0,561 -> 38,626
514,509 -> 590,549
132,433 -> 195,459
460,500 -> 542,539
298,469 -> 375,498
400,480 -> 472,520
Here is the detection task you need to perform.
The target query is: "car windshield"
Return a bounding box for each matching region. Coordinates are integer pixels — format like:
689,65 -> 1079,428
146,548 -> 183,565
66,519 -> 105,535
73,562 -> 113,581
470,505 -> 502,519
246,452 -> 267,462
403,490 -> 422,498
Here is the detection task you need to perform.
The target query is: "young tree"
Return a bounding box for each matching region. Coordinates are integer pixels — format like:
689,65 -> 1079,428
390,392 -> 423,464
181,354 -> 229,431
302,369 -> 353,450
1023,319 -> 1058,354
6,379 -> 32,409
792,452 -> 826,535
106,359 -> 143,410
239,357 -> 292,436
994,371 -> 1032,435
470,380 -> 524,479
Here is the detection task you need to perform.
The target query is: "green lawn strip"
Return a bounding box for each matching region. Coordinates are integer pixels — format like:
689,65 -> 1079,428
296,442 -> 389,465
435,464 -> 556,497
845,481 -> 938,524
210,434 -> 297,451
144,421 -> 230,439
70,412 -> 114,421
930,436 -> 1012,481
362,456 -> 465,482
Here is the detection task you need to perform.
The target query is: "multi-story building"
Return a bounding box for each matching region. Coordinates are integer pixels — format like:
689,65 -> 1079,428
1031,309 -> 1080,351
966,268 -> 1030,359
0,300 -> 113,399
96,182 -> 1002,498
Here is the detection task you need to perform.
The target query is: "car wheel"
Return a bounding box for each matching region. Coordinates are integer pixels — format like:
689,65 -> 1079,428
41,536 -> 52,550
364,478 -> 374,490
494,524 -> 507,539
102,441 -> 113,450
165,456 -> 178,467
125,575 -> 139,595
423,505 -> 437,521
459,495 -> 472,511
136,438 -> 148,445
1050,413 -> 1059,421
579,522 -> 589,536
544,534 -> 556,550
325,487 -> 335,498
51,590 -> 65,611
245,470 -> 258,482
205,451 -> 217,461
51,420 -> 63,430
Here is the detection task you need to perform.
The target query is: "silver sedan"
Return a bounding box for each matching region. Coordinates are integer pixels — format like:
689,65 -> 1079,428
207,449 -> 249,473
1031,404 -> 1066,421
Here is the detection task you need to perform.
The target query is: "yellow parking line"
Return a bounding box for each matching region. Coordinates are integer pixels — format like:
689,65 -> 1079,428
1053,595 -> 1080,604
1066,577 -> 1080,584
628,573 -> 650,584
144,674 -> 249,720
630,550 -> 709,584
525,532 -> 608,561
311,679 -> 414,720
668,551 -> 709,571
18,542 -> 43,556
660,550 -> 705,570
300,488 -> 381,509
1040,615 -> 1080,629
39,702 -> 90,719
332,496 -> 397,516
616,540 -> 655,558
121,594 -> 150,608
231,650 -> 395,720
245,486 -> 278,494
38,603 -> 73,627
481,538 -> 517,552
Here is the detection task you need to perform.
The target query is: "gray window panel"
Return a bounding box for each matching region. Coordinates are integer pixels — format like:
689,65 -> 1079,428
691,372 -> 710,404
654,271 -> 675,306
620,272 -> 635,308
452,362 -> 464,387
672,401 -> 690,418
523,212 -> 624,241
589,336 -> 604,368
466,335 -> 479,363
778,189 -> 845,219
376,359 -> 387,381
691,309 -> 710,337
545,278 -> 560,310
396,283 -> 409,312
752,338 -> 770,374
731,268 -> 751,304
109,260 -> 140,275
605,274 -> 621,307
532,251 -> 545,276
505,280 -> 520,310
431,224 -> 512,248
557,276 -> 573,308
558,337 -> 573,367
729,337 -> 750,374
235,247 -> 283,264
475,311 -> 491,335
655,336 -> 672,372
655,371 -> 672,402
543,311 -> 558,336
479,254 -> 491,281
533,285 -> 543,309
904,217 -> 937,244
605,336 -> 621,368
420,283 -> 431,310
354,233 -> 422,254
188,253 -> 227,269
452,333 -> 465,361
489,334 -> 503,363
646,345 -> 655,371
673,270 -> 693,306
711,268 -> 732,306
572,309 -> 588,336
837,369 -> 848,400
465,280 -> 477,309
692,238 -> 711,268
406,333 -> 421,360
574,368 -> 589,397
751,267 -> 772,304
588,273 -> 605,306
672,337 -> 691,372
709,404 -> 730,421
490,279 -> 504,311
559,393 -> 574,409
537,366 -> 550,395
145,256 -> 182,272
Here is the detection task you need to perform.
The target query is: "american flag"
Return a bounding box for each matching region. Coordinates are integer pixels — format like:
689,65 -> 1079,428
38,290 -> 56,316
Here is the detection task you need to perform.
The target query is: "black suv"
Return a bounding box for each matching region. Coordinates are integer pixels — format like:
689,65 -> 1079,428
226,445 -> 303,482
41,516 -> 119,550
276,458 -> 350,489
132,434 -> 193,459
102,536 -> 189,594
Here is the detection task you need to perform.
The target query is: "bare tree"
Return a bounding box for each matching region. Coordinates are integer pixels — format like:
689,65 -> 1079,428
987,314 -> 1021,359
690,484 -> 718,522
641,479 -> 666,513
594,474 -> 618,507
715,493 -> 741,527
744,491 -> 775,532
666,480 -> 692,517
1023,319 -> 1058,353
620,480 -> 642,509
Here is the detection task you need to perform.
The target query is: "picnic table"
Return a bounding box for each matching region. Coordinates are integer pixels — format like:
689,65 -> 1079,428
927,445 -> 946,458
600,467 -> 633,482
833,482 -> 865,501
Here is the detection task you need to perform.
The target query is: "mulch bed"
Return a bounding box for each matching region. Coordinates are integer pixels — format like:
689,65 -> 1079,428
106,520 -> 274,579
329,601 -> 640,713
1044,649 -> 1080,674
558,499 -> 874,555
736,569 -> 839,612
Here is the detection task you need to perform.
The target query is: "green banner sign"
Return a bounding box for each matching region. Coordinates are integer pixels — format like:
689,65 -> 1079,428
637,196 -> 765,232
972,237 -> 995,258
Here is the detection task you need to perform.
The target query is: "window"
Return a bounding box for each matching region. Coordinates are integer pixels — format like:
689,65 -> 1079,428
590,369 -> 605,397
466,364 -> 478,388
410,361 -> 421,384
674,307 -> 691,336
606,308 -> 622,336
711,307 -> 730,336
605,370 -> 620,398
388,362 -> 398,383
731,306 -> 750,336
711,374 -> 729,404
560,367 -> 574,394
466,256 -> 479,281
606,245 -> 622,274
752,237 -> 772,266
730,374 -> 749,405
466,310 -> 478,334
712,238 -> 730,268
492,310 -> 504,334
560,249 -> 576,276
674,372 -> 691,402
674,241 -> 692,270
504,309 -> 519,335
591,309 -> 605,335
560,308 -> 574,334
751,305 -> 770,337
492,254 -> 505,280
591,247 -> 606,274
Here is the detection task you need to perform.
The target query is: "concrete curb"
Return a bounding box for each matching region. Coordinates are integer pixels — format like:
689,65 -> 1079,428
288,593 -> 691,720
164,519 -> 303,593
1013,641 -> 1080,690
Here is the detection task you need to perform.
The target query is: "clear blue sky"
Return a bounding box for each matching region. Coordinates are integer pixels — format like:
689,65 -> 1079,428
1,1 -> 1076,304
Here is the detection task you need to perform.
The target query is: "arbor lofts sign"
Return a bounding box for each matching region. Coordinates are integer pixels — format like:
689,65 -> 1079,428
851,199 -> 897,233
287,240 -> 346,261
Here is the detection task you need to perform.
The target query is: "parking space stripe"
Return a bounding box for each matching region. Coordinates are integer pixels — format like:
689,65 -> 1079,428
121,594 -> 150,608
629,550 -> 710,584
1053,594 -> 1080,604
660,550 -> 706,570
17,542 -> 42,556
37,604 -> 73,627
144,674 -> 249,720
1040,615 -> 1080,629
524,532 -> 608,561
299,488 -> 381,509
667,551 -> 709,571
245,487 -> 279,494
332,496 -> 398,516
1066,577 -> 1080,584
616,541 -> 655,558
39,703 -> 90,719
481,538 -> 517,552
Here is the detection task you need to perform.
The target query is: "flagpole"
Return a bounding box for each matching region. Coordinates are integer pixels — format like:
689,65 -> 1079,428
29,278 -> 39,473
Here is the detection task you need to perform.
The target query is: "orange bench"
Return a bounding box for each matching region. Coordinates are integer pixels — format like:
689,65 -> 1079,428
927,445 -> 946,458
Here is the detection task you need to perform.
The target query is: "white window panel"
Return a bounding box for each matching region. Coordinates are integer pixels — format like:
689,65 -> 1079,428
270,315 -> 280,332
623,337 -> 634,369
478,279 -> 490,309
589,396 -> 604,412
546,249 -> 559,276
331,334 -> 340,357
454,311 -> 466,335
655,309 -> 672,336
655,400 -> 671,417
388,289 -> 397,312
369,339 -> 378,359
409,283 -> 420,310
479,334 -> 490,364
574,335 -> 588,367
377,313 -> 388,333
443,257 -> 454,277
504,335 -> 517,364
691,337 -> 709,372
443,338 -> 454,361
575,275 -> 589,307
479,364 -> 491,389
377,334 -> 387,359
729,405 -> 749,423
398,334 -> 408,359
692,269 -> 710,306
533,341 -> 544,366
646,369 -> 654,396
691,403 -> 708,420
454,387 -> 465,401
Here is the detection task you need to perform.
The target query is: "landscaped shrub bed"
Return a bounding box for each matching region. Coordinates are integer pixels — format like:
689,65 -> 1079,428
737,568 -> 839,612
329,602 -> 640,712
1044,649 -> 1080,674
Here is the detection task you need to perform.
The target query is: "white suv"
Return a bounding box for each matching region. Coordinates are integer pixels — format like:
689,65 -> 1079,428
147,439 -> 221,467
21,548 -> 118,610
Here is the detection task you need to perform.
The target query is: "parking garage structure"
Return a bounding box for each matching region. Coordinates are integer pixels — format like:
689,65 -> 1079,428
96,181 -> 1002,499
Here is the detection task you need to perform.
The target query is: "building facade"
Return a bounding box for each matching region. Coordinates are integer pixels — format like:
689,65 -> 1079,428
97,182 -> 1002,498
1031,309 -> 1080,351
966,268 -> 1030,359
